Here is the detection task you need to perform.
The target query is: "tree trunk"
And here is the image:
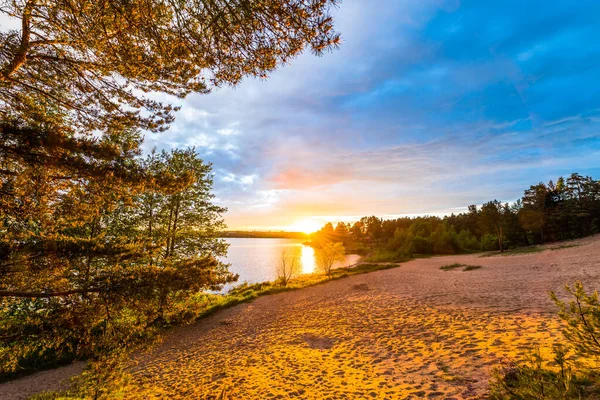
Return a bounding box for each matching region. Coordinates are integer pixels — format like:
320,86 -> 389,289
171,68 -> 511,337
498,226 -> 504,252
1,0 -> 33,80
170,197 -> 180,257
164,204 -> 174,259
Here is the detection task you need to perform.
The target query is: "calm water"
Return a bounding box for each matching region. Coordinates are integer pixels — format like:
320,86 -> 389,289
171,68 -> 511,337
221,238 -> 361,289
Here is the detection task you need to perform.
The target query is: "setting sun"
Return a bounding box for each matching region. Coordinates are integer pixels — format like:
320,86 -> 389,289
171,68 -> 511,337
289,219 -> 322,234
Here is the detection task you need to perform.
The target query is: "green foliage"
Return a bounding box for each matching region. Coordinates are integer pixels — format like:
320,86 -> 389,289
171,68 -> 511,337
551,244 -> 580,251
411,235 -> 433,254
440,263 -> 464,271
0,0 -> 343,383
457,229 -> 480,252
491,283 -> 600,398
431,223 -> 457,254
551,283 -> 600,359
480,200 -> 510,252
480,234 -> 500,251
0,141 -> 236,376
481,246 -> 545,257
489,346 -> 599,400
364,249 -> 412,263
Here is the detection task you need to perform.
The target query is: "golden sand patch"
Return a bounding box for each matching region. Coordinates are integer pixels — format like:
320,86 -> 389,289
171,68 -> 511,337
130,294 -> 560,399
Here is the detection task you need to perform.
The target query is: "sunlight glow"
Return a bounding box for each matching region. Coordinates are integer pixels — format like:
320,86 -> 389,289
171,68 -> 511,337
289,219 -> 322,234
300,245 -> 316,274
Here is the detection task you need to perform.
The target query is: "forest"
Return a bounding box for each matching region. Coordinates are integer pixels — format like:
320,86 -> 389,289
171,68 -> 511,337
313,172 -> 600,256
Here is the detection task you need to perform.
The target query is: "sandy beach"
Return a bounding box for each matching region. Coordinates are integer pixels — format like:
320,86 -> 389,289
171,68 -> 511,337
3,235 -> 600,399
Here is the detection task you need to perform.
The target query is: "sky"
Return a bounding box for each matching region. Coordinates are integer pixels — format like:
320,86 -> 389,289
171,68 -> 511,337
6,1 -> 600,232
143,0 -> 600,232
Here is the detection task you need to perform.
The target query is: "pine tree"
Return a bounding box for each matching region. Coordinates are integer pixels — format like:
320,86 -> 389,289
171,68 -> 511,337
479,200 -> 509,252
0,127 -> 236,374
0,0 -> 340,133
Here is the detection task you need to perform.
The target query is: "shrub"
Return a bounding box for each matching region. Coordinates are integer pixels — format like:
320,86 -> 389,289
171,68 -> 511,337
275,248 -> 302,287
480,234 -> 499,251
490,345 -> 591,400
457,229 -> 480,251
411,236 -> 433,254
490,282 -> 600,398
315,242 -> 345,279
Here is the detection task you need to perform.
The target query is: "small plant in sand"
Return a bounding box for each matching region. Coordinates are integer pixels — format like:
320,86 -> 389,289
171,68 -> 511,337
276,248 -> 302,287
440,263 -> 464,271
315,242 -> 345,279
551,283 -> 600,359
440,263 -> 482,272
490,282 -> 600,399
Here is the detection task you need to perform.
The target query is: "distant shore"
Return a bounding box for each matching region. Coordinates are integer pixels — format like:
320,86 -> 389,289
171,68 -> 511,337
220,231 -> 310,239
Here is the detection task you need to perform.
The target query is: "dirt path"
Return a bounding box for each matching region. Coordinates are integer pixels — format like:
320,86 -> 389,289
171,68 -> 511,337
0,362 -> 86,400
2,235 -> 600,399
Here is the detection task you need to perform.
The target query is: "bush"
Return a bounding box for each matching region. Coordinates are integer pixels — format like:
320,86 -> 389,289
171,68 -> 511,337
411,236 -> 433,254
480,234 -> 499,251
457,229 -> 480,251
490,282 -> 600,398
490,345 -> 597,399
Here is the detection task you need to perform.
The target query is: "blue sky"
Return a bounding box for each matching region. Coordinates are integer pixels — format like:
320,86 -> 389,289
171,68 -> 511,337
145,0 -> 600,231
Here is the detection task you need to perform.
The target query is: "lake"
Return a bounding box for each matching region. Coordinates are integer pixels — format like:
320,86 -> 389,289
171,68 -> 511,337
221,238 -> 362,290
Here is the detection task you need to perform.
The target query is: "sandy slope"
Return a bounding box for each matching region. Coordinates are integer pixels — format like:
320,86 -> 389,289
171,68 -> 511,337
2,235 -> 600,399
0,362 -> 86,400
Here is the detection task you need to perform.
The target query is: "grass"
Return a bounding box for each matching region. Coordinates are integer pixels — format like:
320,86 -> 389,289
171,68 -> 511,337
480,246 -> 545,257
440,263 -> 482,272
481,242 -> 580,258
440,263 -> 464,271
364,249 -> 413,263
343,243 -> 371,256
550,244 -> 580,251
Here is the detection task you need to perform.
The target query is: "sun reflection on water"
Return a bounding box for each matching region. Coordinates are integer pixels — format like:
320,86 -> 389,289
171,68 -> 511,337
300,245 -> 316,274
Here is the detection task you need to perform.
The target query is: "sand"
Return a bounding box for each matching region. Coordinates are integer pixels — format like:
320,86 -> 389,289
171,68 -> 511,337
0,362 -> 86,400
2,235 -> 600,399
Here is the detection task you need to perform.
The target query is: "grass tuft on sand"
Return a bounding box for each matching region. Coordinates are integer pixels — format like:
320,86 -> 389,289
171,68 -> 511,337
440,263 -> 482,272
481,246 -> 545,257
550,244 -> 580,251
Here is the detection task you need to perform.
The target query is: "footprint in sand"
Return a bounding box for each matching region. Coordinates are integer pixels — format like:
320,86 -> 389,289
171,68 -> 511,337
302,334 -> 337,350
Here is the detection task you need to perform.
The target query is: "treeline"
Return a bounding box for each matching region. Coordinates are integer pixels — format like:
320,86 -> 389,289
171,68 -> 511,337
313,173 -> 600,255
221,231 -> 309,239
